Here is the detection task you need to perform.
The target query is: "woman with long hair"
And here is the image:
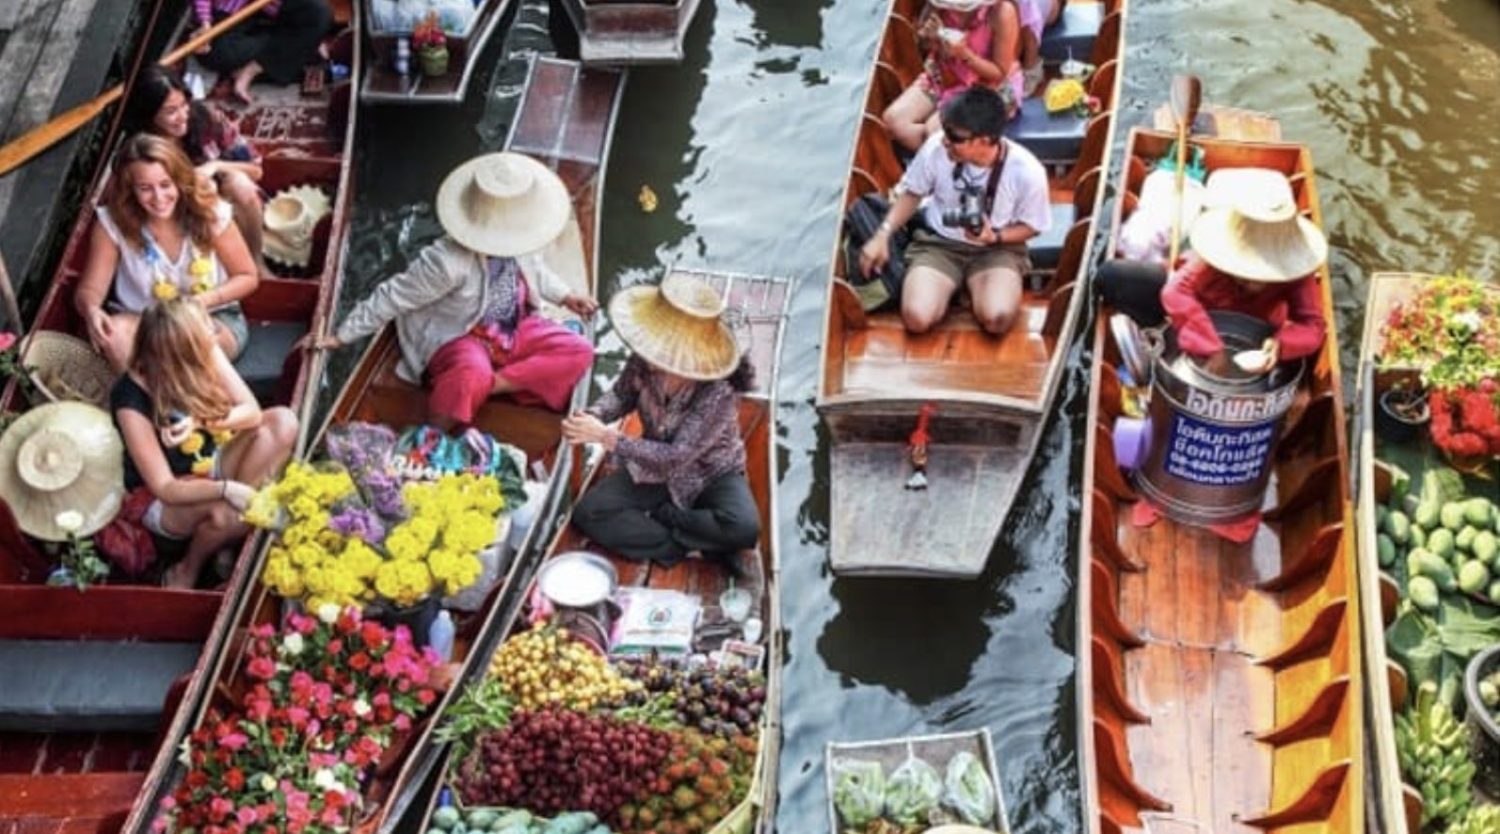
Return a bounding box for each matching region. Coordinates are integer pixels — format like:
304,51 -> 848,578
111,299 -> 298,588
124,66 -> 265,265
76,134 -> 258,369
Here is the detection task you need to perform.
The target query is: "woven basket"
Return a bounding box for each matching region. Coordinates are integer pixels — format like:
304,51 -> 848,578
23,331 -> 115,409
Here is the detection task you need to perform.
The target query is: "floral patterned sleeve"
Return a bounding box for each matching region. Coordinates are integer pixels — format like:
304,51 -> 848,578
613,382 -> 735,473
586,355 -> 645,424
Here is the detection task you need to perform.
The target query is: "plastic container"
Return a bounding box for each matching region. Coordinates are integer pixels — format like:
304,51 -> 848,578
428,611 -> 455,662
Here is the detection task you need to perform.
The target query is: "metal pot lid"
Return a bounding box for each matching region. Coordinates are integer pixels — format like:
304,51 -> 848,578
1110,313 -> 1152,385
537,551 -> 619,608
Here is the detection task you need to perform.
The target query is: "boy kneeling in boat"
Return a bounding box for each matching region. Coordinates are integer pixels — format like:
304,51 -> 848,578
859,85 -> 1051,336
307,153 -> 597,431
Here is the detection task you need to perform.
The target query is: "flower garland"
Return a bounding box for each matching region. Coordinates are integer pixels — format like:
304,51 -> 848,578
155,606 -> 441,834
146,236 -> 217,303
251,461 -> 504,611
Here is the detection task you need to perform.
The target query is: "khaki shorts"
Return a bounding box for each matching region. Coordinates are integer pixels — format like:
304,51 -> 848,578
905,230 -> 1031,285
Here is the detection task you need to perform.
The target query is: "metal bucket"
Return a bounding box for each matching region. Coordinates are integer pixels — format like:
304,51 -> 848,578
1136,311 -> 1304,526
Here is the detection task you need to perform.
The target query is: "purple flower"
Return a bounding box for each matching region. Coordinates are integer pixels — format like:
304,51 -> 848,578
329,507 -> 387,545
362,470 -> 406,520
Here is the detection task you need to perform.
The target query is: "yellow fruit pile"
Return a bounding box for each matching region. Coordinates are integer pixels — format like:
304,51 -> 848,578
489,624 -> 640,711
1044,78 -> 1086,114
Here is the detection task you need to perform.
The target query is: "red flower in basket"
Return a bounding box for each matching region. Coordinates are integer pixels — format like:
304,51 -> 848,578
411,11 -> 446,52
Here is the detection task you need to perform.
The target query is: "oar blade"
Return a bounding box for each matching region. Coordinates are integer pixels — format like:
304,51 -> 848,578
1169,74 -> 1203,128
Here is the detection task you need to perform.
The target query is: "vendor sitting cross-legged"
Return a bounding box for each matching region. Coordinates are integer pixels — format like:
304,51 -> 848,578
311,152 -> 597,431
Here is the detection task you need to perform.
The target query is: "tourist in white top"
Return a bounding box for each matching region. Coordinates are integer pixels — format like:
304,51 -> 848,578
860,86 -> 1051,335
76,135 -> 258,370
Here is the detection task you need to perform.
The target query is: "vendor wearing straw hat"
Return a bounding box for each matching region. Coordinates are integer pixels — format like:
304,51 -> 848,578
1162,168 -> 1329,374
561,272 -> 760,573
310,152 -> 597,430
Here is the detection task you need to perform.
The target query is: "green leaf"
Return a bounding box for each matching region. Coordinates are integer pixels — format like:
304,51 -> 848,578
1387,607 -> 1443,692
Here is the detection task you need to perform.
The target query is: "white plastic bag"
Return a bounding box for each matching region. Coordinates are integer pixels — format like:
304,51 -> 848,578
1119,168 -> 1205,263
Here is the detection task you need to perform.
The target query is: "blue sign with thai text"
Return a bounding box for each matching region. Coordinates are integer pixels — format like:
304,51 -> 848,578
1163,411 -> 1277,487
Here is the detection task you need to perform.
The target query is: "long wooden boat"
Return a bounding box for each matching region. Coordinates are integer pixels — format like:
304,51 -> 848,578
1356,272 -> 1500,834
0,11 -> 362,832
1077,123 -> 1363,833
361,0 -> 512,104
554,0 -> 704,65
816,0 -> 1127,577
145,56 -> 624,834
417,270 -> 789,834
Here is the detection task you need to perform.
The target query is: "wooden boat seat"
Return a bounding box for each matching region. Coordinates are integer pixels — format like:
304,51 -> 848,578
0,639 -> 199,733
1007,96 -> 1088,165
233,318 -> 308,406
1040,1 -> 1103,62
1031,201 -> 1077,269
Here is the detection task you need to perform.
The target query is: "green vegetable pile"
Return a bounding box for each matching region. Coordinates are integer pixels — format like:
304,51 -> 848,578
1395,682 -> 1475,830
1446,804 -> 1500,834
832,752 -> 998,832
429,806 -> 612,834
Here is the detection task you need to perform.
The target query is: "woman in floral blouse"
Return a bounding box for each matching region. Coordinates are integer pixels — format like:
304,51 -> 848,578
561,272 -> 760,571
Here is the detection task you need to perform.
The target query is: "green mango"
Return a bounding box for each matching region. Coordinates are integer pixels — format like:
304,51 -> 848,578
1473,530 -> 1497,564
1415,501 -> 1441,531
1465,498 -> 1494,528
1442,502 -> 1467,532
1488,579 -> 1500,606
1428,528 -> 1456,559
1410,575 -> 1441,613
465,811 -> 498,831
1412,525 -> 1427,549
1377,533 -> 1397,567
1387,511 -> 1412,545
433,807 -> 461,832
1412,548 -> 1457,592
1459,560 -> 1490,595
1458,525 -> 1480,553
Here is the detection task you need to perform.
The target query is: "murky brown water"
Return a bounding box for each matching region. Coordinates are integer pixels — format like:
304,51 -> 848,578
342,1 -> 1500,830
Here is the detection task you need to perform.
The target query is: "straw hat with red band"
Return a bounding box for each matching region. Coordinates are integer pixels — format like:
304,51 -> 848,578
608,272 -> 741,381
0,401 -> 126,541
1189,167 -> 1329,284
435,152 -> 572,258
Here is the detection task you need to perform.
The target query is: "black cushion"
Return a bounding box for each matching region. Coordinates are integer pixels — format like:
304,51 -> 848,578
1005,96 -> 1087,164
233,319 -> 308,405
0,639 -> 201,733
1040,3 -> 1102,63
1030,202 -> 1076,270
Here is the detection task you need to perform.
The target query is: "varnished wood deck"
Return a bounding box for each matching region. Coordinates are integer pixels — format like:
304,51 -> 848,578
1079,129 -> 1361,834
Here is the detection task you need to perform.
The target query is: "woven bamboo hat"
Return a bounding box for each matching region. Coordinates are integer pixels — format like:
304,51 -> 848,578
22,331 -> 115,409
435,152 -> 571,257
0,401 -> 125,541
1189,167 -> 1329,284
263,184 -> 332,268
608,272 -> 740,381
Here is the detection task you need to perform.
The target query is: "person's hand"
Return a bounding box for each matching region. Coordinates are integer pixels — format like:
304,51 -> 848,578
562,294 -> 598,318
223,481 -> 255,511
160,414 -> 199,448
84,307 -> 113,353
962,218 -> 998,246
194,24 -> 213,54
917,15 -> 941,43
296,332 -> 342,352
561,413 -> 612,446
859,233 -> 890,278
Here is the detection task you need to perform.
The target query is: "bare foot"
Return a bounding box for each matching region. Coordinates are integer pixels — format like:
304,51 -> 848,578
232,61 -> 263,104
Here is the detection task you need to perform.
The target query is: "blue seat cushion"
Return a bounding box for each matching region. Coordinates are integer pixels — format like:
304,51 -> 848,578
1040,2 -> 1103,63
233,319 -> 308,405
1030,202 -> 1076,270
1006,96 -> 1088,164
0,639 -> 201,733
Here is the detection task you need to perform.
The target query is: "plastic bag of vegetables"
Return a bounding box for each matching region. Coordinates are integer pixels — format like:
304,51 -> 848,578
884,755 -> 942,825
832,757 -> 887,827
943,751 -> 996,825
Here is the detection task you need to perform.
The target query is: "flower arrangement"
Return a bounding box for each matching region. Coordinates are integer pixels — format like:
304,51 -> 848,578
155,606 -> 441,834
1381,274 -> 1500,461
250,460 -> 504,611
0,331 -> 37,400
410,12 -> 448,77
45,509 -> 109,590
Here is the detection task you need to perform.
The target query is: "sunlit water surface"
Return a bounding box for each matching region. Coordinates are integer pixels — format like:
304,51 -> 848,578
337,1 -> 1500,830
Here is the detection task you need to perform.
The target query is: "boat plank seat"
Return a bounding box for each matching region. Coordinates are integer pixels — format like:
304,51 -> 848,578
1006,60 -> 1115,168
1040,1 -> 1104,62
0,639 -> 200,733
836,300 -> 1051,401
232,318 -> 309,406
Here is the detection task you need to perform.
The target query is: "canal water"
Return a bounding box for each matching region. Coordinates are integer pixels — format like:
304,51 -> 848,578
338,1 -> 1500,830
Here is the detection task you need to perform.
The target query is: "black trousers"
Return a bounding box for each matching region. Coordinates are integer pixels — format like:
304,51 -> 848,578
204,0 -> 333,85
1096,258 -> 1170,327
571,469 -> 760,568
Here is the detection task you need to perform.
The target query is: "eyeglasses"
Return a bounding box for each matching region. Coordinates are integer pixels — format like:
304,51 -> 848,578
942,127 -> 976,145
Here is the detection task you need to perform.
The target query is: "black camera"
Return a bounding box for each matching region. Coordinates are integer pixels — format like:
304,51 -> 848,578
940,181 -> 987,236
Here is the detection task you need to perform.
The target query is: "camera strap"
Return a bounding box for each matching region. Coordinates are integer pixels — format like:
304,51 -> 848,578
950,139 -> 1008,223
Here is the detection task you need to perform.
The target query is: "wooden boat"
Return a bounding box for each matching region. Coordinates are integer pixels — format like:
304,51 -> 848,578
1077,123 -> 1364,833
361,0 -> 512,104
417,270 -> 789,833
146,55 -> 624,834
1356,272 -> 1500,834
0,11 -> 362,832
815,0 -> 1126,577
554,0 -> 704,65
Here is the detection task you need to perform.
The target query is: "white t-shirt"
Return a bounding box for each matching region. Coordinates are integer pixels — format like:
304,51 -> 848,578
95,201 -> 233,313
898,133 -> 1052,245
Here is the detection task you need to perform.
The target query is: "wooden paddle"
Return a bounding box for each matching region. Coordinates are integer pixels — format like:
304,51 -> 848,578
1166,74 -> 1202,268
0,0 -> 279,178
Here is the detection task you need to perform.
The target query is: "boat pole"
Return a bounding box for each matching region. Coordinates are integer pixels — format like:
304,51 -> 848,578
0,0 -> 279,178
1166,74 -> 1203,267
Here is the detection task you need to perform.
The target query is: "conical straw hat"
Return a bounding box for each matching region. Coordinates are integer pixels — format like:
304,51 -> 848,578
1189,167 -> 1329,283
0,401 -> 125,541
608,272 -> 741,381
435,152 -> 571,257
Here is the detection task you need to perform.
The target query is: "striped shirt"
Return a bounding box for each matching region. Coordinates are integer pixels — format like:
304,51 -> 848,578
195,0 -> 281,25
